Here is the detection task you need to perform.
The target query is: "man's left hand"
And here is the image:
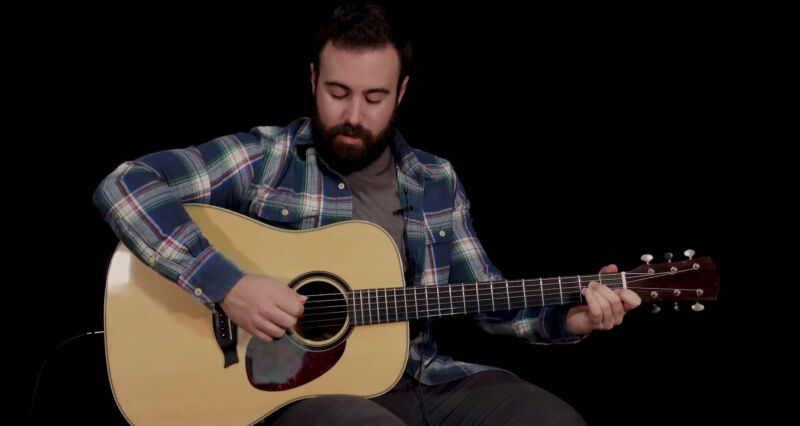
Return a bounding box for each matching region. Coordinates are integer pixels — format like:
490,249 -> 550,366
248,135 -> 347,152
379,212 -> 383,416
566,264 -> 642,335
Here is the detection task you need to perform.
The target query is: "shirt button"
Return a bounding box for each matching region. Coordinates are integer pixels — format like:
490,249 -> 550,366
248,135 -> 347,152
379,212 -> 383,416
149,254 -> 157,264
439,230 -> 446,238
338,182 -> 346,190
281,208 -> 289,216
194,288 -> 203,296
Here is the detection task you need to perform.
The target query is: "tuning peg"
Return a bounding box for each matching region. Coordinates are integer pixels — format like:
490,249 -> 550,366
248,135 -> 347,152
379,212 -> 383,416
641,254 -> 654,265
651,304 -> 661,314
664,252 -> 673,263
673,302 -> 680,312
692,302 -> 705,312
684,249 -> 695,260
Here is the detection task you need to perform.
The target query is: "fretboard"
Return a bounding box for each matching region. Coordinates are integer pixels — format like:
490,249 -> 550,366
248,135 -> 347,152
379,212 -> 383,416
347,274 -> 626,326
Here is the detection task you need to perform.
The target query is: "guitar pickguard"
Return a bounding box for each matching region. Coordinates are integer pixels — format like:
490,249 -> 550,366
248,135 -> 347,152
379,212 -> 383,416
245,336 -> 345,391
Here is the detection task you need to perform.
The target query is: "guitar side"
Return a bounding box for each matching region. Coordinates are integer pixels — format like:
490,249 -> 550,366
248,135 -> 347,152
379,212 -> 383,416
104,204 -> 408,425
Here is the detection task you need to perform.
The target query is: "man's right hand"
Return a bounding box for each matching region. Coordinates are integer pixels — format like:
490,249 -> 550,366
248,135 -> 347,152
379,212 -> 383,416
219,274 -> 307,342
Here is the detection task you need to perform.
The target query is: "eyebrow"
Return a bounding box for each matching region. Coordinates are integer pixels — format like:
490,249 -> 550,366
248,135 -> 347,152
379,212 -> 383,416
324,81 -> 391,96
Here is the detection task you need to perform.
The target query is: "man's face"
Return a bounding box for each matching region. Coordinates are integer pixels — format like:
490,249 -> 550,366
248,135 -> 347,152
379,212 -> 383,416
311,41 -> 408,172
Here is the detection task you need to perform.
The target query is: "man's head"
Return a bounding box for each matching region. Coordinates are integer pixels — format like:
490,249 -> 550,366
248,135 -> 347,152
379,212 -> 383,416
310,3 -> 412,174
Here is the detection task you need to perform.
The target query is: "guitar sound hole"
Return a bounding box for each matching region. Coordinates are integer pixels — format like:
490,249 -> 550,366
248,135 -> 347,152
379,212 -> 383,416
294,280 -> 347,344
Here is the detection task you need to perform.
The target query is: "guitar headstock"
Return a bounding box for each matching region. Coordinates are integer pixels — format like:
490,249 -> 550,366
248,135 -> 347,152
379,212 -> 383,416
626,254 -> 719,311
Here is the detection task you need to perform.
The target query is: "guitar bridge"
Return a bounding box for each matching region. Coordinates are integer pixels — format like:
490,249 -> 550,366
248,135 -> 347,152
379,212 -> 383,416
213,305 -> 239,368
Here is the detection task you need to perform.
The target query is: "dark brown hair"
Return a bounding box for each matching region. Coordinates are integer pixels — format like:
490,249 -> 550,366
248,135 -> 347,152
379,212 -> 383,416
312,3 -> 413,90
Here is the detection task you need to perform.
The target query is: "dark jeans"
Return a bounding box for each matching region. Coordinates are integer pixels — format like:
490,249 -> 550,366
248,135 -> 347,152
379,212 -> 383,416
263,371 -> 586,425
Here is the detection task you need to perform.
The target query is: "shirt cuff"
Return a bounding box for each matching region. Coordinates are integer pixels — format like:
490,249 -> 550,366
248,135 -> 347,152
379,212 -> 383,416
543,306 -> 589,343
177,246 -> 247,304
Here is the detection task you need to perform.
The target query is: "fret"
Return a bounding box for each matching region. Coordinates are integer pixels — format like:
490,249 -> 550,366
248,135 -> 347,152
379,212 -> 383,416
598,273 -> 603,285
449,286 -> 454,316
378,288 -> 383,323
376,289 -> 380,323
414,287 -> 419,319
476,283 -> 480,313
424,286 -> 430,317
356,291 -> 361,326
361,290 -> 366,325
349,292 -> 355,326
394,288 -> 398,323
489,281 -> 495,312
577,275 -> 583,304
522,279 -> 527,308
540,278 -> 545,307
621,271 -> 628,290
436,285 -> 441,317
404,287 -> 408,321
367,289 -> 372,324
558,277 -> 564,305
462,285 -> 467,314
505,280 -> 510,309
384,288 -> 389,323
353,291 -> 364,324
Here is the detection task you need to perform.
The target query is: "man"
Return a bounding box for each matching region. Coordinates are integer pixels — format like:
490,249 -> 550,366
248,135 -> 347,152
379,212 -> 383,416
94,3 -> 641,424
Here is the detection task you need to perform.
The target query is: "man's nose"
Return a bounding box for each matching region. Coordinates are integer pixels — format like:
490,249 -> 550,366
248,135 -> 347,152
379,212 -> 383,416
343,98 -> 364,127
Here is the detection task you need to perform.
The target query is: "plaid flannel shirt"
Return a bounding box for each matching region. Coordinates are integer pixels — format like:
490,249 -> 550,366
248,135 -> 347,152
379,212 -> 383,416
94,117 -> 583,385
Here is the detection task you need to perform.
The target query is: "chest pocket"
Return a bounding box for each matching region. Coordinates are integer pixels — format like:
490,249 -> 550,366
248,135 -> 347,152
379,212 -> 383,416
422,218 -> 455,285
254,192 -> 320,230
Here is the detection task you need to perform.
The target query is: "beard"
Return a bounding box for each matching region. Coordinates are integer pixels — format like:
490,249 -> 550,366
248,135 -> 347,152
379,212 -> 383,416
311,105 -> 397,175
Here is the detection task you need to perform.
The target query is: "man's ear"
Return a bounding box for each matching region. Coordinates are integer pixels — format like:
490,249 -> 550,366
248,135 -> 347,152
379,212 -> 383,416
310,63 -> 317,96
397,75 -> 410,105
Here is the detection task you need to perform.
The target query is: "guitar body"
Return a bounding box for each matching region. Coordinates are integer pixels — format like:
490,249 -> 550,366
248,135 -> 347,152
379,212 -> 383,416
105,204 -> 408,425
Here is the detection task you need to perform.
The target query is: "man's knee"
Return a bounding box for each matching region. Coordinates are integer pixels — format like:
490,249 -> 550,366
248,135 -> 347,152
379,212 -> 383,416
266,395 -> 405,426
464,372 -> 586,425
504,379 -> 586,425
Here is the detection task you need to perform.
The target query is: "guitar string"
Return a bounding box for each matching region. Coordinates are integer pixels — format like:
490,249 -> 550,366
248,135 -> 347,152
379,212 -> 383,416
299,270 -> 695,307
296,299 -> 592,330
296,270 -> 696,303
297,288 -> 676,323
300,286 -> 694,315
295,290 -> 680,330
296,287 -> 692,328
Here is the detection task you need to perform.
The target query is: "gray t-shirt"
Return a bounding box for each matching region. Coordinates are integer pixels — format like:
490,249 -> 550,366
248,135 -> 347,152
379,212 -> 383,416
343,145 -> 408,273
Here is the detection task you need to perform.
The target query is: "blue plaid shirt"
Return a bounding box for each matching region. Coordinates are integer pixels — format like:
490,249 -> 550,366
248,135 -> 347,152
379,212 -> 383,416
94,117 -> 583,385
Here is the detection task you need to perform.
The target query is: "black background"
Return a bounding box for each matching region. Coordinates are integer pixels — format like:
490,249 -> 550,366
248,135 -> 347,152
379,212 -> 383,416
15,2 -> 761,425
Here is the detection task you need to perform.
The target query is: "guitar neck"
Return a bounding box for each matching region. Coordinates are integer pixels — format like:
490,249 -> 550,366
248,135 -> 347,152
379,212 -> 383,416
348,274 -> 618,326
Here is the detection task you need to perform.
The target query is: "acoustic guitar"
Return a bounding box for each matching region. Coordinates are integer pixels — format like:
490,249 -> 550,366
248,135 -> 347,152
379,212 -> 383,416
104,204 -> 719,425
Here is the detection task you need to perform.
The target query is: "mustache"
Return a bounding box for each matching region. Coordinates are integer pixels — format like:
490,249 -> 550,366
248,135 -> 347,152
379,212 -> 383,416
329,123 -> 372,140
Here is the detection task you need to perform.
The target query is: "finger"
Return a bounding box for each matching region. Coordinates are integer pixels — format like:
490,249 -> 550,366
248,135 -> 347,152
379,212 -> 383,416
277,298 -> 306,318
266,307 -> 299,330
592,283 -> 625,325
288,286 -> 308,303
255,320 -> 287,340
581,286 -> 606,329
616,289 -> 642,311
276,289 -> 308,318
587,283 -> 614,329
247,325 -> 273,342
599,264 -> 618,275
